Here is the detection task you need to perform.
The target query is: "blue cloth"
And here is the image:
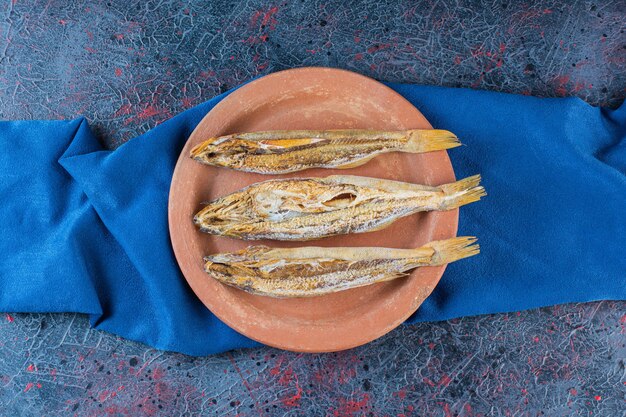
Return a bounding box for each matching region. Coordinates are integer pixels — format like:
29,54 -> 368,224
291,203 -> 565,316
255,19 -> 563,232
1,82 -> 624,355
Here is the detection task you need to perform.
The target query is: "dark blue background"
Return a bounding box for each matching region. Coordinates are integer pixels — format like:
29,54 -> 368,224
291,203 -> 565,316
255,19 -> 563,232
0,1 -> 624,416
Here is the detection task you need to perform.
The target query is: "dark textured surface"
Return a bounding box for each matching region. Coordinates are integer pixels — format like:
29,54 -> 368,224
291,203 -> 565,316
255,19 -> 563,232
1,0 -> 625,416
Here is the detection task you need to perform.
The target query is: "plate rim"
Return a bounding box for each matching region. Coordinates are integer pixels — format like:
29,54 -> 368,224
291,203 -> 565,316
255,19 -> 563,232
168,67 -> 459,352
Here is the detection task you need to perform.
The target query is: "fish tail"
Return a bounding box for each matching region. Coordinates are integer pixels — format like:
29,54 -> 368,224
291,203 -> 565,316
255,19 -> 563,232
425,236 -> 480,265
439,174 -> 486,210
404,129 -> 461,153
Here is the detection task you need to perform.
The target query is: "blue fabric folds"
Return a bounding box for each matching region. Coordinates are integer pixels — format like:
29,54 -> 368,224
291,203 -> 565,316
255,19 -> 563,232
1,82 -> 624,355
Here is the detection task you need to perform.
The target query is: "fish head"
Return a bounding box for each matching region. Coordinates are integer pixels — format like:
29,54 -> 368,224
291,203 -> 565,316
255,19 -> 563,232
193,191 -> 254,233
204,246 -> 272,292
190,137 -> 254,169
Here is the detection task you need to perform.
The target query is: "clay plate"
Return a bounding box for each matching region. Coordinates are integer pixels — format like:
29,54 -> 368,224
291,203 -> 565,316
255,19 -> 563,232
168,67 -> 458,352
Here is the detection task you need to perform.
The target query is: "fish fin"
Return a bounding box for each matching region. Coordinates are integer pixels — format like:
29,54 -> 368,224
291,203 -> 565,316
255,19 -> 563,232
375,271 -> 410,283
327,175 -> 439,192
258,138 -> 328,149
423,236 -> 480,265
439,175 -> 486,209
334,154 -> 378,169
404,129 -> 461,153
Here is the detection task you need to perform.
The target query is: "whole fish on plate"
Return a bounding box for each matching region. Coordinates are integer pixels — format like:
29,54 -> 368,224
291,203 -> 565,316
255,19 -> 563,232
204,237 -> 479,297
190,129 -> 460,174
194,175 -> 485,241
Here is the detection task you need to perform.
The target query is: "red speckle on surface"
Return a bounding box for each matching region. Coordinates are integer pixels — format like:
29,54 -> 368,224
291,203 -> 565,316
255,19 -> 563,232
98,390 -> 110,402
423,377 -> 435,387
26,364 -> 36,372
5,314 -> 13,323
269,361 -> 282,376
114,103 -> 132,117
428,342 -> 436,350
619,314 -> 626,324
85,29 -> 93,40
454,56 -> 461,65
114,33 -> 124,40
395,389 -> 407,399
339,368 -> 357,384
439,374 -> 452,387
257,62 -> 268,70
570,388 -> 578,396
262,6 -> 279,27
251,11 -> 263,26
136,105 -> 161,119
251,6 -> 279,30
24,382 -> 34,392
533,336 -> 540,343
59,19 -> 67,25
354,53 -> 363,61
554,75 -> 570,96
442,403 -> 452,417
84,46 -> 97,53
114,68 -> 123,76
354,36 -> 361,43
281,373 -> 302,407
118,101 -> 171,126
470,45 -> 484,58
153,366 -> 165,380
197,70 -> 216,80
594,395 -> 602,401
278,367 -> 295,385
330,393 -> 370,417
499,43 -> 506,53
181,97 -> 193,108
367,43 -> 390,54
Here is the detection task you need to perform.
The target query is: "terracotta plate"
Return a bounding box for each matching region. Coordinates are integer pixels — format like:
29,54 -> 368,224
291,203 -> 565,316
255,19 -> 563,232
168,67 -> 458,352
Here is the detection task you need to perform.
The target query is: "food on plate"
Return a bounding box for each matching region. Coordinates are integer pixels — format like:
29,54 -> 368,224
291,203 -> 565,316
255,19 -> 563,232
203,237 -> 479,297
190,129 -> 460,174
194,174 -> 485,241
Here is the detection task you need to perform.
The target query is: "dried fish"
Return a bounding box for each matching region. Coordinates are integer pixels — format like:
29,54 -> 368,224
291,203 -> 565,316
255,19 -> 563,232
195,175 -> 485,240
190,129 -> 460,174
205,237 -> 479,297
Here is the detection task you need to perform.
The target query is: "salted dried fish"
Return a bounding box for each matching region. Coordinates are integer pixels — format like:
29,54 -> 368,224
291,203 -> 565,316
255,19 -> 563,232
205,237 -> 479,297
194,175 -> 485,241
190,129 -> 460,174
